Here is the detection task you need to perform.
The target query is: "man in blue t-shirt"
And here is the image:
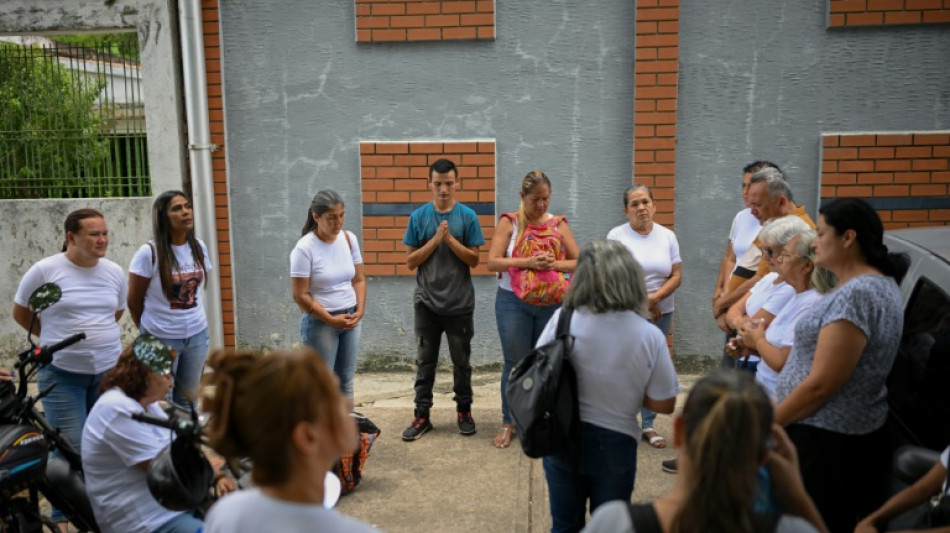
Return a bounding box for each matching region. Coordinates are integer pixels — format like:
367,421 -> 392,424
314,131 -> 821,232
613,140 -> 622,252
401,158 -> 485,441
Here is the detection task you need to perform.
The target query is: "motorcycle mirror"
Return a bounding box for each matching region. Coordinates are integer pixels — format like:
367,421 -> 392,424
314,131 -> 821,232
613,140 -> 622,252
28,283 -> 62,314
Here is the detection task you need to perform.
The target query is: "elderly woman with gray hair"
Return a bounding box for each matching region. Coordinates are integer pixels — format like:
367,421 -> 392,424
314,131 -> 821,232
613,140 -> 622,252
740,230 -> 836,399
724,215 -> 811,372
536,240 -> 680,533
290,189 -> 366,398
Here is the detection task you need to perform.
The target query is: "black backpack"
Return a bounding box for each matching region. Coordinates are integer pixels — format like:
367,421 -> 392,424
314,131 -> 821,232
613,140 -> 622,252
505,307 -> 579,458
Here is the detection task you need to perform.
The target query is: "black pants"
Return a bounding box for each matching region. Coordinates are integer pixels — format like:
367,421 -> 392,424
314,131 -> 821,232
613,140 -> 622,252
786,423 -> 889,533
412,301 -> 474,412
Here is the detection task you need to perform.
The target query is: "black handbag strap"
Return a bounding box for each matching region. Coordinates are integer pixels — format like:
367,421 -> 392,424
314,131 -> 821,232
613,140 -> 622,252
627,503 -> 663,533
556,306 -> 574,339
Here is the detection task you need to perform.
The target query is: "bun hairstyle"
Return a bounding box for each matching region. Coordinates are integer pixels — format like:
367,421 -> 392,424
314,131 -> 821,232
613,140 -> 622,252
673,371 -> 773,533
202,348 -> 347,486
62,208 -> 104,252
516,171 -> 552,242
819,197 -> 908,282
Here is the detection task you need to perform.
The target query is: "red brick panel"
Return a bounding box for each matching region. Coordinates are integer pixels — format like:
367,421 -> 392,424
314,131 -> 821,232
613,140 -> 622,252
634,0 -> 679,229
360,141 -> 495,276
828,0 -> 950,26
355,0 -> 495,42
202,0 -> 236,348
821,132 -> 950,230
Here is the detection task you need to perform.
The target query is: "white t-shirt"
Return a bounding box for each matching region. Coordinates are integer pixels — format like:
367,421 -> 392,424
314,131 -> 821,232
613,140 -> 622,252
939,445 -> 950,495
290,231 -> 363,312
582,500 -> 819,533
606,223 -> 681,314
746,273 -> 796,318
757,289 -> 824,398
496,219 -> 519,291
536,308 -> 680,440
128,240 -> 212,338
81,388 -> 183,533
14,254 -> 127,374
742,273 -> 796,364
730,208 -> 762,270
204,488 -> 379,533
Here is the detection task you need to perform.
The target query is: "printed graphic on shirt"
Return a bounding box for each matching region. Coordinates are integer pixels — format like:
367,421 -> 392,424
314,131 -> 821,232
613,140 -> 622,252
169,271 -> 203,310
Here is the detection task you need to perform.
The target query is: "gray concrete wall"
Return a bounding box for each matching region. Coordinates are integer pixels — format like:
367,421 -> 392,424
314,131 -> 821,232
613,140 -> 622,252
221,1 -> 637,366
673,2 -> 950,359
0,0 -> 186,366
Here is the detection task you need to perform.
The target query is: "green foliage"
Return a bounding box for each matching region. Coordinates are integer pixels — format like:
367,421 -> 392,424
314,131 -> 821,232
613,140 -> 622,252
0,42 -> 110,199
49,33 -> 140,62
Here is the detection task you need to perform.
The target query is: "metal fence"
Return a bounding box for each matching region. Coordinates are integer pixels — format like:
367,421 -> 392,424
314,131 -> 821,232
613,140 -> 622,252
0,40 -> 150,199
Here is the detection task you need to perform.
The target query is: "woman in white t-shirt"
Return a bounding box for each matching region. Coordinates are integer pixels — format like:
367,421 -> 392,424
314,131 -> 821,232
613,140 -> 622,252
537,240 -> 679,532
724,216 -> 810,372
290,190 -> 365,399
128,191 -> 213,410
606,184 -> 681,449
740,230 -> 835,399
202,347 -> 379,533
12,209 -> 127,457
82,334 -> 234,533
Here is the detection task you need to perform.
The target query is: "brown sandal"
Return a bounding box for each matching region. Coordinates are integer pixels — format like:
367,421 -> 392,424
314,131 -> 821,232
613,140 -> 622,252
494,424 -> 515,448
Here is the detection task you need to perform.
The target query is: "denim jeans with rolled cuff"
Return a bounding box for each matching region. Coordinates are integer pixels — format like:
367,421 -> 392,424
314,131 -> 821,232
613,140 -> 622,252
301,307 -> 360,399
543,422 -> 639,533
641,311 -> 672,431
412,301 -> 474,413
495,287 -> 560,424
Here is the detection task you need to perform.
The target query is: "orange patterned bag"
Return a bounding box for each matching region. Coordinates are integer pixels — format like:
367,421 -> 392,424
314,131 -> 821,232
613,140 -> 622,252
502,214 -> 571,306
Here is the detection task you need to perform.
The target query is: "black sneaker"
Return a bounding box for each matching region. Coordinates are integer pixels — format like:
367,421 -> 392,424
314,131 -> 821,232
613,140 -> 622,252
661,458 -> 678,474
457,411 -> 476,435
402,415 -> 433,441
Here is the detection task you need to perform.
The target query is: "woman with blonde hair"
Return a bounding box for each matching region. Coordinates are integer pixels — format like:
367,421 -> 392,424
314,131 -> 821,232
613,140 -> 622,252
487,171 -> 579,449
202,347 -> 378,532
584,371 -> 828,533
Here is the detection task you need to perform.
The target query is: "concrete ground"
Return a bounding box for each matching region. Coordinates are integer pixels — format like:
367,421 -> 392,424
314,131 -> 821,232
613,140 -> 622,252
336,370 -> 700,533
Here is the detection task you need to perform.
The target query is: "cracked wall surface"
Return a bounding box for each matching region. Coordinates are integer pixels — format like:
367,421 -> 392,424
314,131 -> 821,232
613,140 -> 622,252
220,1 -> 636,364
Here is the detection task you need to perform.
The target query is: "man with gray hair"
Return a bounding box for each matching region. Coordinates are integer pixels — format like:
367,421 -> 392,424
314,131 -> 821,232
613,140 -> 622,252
712,167 -> 814,332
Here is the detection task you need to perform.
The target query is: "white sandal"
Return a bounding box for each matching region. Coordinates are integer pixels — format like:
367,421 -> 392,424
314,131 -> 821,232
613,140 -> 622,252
642,429 -> 666,449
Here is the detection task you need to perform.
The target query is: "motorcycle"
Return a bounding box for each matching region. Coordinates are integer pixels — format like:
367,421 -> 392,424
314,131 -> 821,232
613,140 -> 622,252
0,282 -> 99,533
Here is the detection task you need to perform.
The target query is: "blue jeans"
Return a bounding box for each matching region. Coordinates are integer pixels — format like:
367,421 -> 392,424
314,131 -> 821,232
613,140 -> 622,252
495,288 -> 560,424
301,308 -> 360,399
151,511 -> 203,533
641,312 -> 672,431
543,422 -> 639,533
147,328 -> 209,409
37,364 -> 105,521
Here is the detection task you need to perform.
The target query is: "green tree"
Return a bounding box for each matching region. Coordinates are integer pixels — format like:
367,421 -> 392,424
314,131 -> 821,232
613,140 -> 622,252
0,41 -> 109,199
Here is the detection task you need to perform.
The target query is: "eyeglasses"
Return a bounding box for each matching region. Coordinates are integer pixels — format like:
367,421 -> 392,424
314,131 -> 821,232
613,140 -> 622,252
775,250 -> 809,262
762,247 -> 776,258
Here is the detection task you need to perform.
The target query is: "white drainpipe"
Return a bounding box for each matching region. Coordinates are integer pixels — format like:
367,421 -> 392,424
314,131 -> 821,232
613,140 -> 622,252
179,0 -> 224,347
